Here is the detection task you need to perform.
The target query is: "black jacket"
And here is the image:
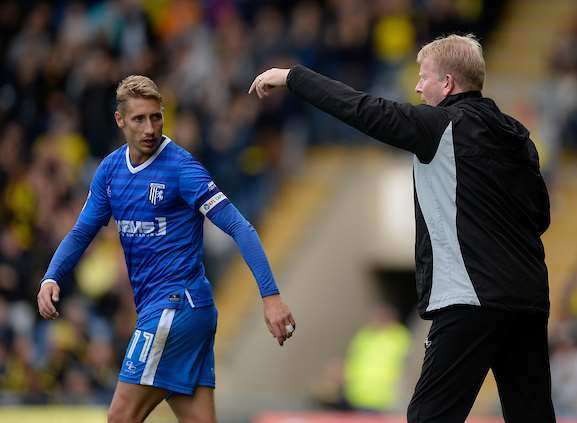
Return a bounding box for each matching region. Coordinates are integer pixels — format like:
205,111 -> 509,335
287,65 -> 550,317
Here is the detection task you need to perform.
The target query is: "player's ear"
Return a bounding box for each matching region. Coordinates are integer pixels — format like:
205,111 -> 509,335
114,110 -> 125,128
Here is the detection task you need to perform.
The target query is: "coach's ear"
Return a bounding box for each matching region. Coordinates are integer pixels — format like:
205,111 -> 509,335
114,110 -> 125,128
443,73 -> 457,96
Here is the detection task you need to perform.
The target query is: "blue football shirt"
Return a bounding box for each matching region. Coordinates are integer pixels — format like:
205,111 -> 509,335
80,136 -> 230,314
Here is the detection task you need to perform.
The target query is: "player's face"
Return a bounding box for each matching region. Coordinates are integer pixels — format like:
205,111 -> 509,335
115,97 -> 163,165
415,56 -> 451,106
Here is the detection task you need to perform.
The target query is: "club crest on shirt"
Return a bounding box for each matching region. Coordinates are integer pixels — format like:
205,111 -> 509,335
149,182 -> 166,206
125,360 -> 137,374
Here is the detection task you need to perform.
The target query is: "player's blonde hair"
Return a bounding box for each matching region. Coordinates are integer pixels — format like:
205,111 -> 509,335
116,75 -> 163,112
417,34 -> 485,91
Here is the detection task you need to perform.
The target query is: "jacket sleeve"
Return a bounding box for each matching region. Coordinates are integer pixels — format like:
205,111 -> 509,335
286,65 -> 451,163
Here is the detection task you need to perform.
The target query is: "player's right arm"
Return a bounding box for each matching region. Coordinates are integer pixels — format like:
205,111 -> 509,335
37,162 -> 112,320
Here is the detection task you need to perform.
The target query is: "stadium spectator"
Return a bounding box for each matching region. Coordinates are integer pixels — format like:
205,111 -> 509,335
549,13 -> 577,152
550,319 -> 577,416
342,303 -> 410,412
309,303 -> 411,413
550,265 -> 577,415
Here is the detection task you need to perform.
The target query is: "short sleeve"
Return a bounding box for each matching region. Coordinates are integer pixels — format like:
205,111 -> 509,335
179,156 -> 230,218
78,161 -> 112,227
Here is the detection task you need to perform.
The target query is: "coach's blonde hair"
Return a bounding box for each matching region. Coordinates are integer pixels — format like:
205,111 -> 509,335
417,34 -> 485,91
116,75 -> 162,112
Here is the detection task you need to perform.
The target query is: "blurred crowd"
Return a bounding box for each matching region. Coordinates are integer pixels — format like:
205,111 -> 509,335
546,10 -> 577,417
310,303 -> 411,414
551,267 -> 577,417
548,12 -> 577,155
0,0 -> 514,407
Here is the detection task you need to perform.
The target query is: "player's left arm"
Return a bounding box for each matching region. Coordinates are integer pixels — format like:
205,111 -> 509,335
179,157 -> 295,345
208,203 -> 296,345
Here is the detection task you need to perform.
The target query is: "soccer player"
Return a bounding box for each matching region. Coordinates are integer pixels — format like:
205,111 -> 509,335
249,34 -> 554,423
37,75 -> 296,423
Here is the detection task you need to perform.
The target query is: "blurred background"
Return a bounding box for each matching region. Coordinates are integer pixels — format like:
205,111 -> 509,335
0,0 -> 577,422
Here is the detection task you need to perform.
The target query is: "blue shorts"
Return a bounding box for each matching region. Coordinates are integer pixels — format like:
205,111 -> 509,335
118,304 -> 217,395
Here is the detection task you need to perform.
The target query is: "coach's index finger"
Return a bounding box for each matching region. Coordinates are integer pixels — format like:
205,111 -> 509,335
248,73 -> 263,95
248,68 -> 291,98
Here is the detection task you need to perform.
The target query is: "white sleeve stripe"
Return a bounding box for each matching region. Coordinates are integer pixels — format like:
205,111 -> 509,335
199,192 -> 228,215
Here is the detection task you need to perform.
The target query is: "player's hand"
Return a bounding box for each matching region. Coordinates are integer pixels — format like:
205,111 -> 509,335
37,280 -> 60,320
262,294 -> 296,346
248,68 -> 290,99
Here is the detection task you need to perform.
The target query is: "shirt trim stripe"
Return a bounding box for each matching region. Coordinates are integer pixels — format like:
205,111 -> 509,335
126,136 -> 172,174
185,288 -> 195,308
140,308 -> 175,385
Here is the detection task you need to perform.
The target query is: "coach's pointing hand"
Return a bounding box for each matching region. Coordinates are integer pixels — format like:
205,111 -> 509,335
248,68 -> 290,99
263,294 -> 295,346
37,280 -> 60,320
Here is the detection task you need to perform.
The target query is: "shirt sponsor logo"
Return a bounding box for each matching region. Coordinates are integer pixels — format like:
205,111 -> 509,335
116,217 -> 167,237
199,192 -> 227,215
149,182 -> 165,206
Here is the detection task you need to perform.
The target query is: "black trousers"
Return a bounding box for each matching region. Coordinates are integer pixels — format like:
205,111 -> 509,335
407,306 -> 556,423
